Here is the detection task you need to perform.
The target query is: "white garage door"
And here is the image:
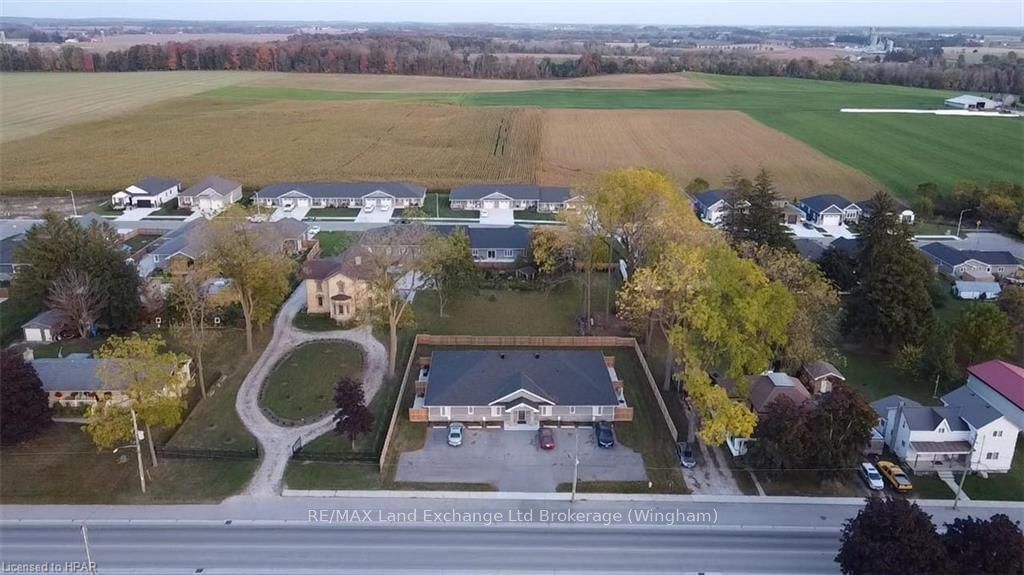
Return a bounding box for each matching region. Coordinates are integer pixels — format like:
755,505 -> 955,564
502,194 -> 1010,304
24,328 -> 44,342
483,201 -> 496,209
498,201 -> 511,209
821,214 -> 841,226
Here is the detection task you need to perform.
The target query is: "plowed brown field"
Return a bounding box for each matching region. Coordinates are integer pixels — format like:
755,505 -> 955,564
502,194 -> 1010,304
538,109 -> 882,199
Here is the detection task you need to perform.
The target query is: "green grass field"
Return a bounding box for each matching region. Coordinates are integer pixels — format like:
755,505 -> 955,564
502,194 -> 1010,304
209,74 -> 1023,198
261,341 -> 364,423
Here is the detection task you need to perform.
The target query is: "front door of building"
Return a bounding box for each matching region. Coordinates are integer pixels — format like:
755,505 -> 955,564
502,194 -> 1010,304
517,410 -> 527,425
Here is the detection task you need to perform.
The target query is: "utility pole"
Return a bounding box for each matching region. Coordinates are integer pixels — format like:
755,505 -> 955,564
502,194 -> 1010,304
81,523 -> 97,575
570,428 -> 580,503
130,407 -> 147,494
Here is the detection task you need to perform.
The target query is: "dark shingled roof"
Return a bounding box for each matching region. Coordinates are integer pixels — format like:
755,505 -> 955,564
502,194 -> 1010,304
424,349 -> 618,406
800,194 -> 856,213
256,182 -> 426,200
919,242 -> 1019,266
434,225 -> 531,251
75,212 -> 113,230
872,394 -> 972,432
0,233 -> 26,266
22,308 -> 65,330
829,237 -> 862,256
450,184 -> 572,203
856,198 -> 911,215
871,394 -> 922,418
748,372 -> 811,414
692,188 -> 734,208
942,385 -> 1003,429
180,175 -> 241,198
130,176 -> 180,195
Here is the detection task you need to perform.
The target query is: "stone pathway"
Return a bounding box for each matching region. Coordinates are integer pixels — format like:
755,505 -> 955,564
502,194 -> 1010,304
938,471 -> 971,502
234,287 -> 388,496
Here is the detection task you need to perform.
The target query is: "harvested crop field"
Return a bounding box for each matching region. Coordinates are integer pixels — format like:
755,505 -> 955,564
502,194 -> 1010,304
0,98 -> 541,193
0,71 -> 269,143
538,109 -> 882,199
242,72 -> 710,92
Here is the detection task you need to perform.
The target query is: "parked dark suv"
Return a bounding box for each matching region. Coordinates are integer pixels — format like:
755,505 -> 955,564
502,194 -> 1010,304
594,422 -> 615,448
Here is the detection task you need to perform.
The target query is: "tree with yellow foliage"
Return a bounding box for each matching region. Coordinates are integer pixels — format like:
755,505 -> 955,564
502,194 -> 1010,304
586,167 -> 677,272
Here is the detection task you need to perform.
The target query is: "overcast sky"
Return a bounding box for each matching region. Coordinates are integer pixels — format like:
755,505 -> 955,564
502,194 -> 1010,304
2,1 -> 1022,28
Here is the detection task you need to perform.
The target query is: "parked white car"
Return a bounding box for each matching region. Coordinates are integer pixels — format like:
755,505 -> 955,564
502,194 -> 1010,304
282,204 -> 295,212
480,209 -> 489,218
860,462 -> 884,491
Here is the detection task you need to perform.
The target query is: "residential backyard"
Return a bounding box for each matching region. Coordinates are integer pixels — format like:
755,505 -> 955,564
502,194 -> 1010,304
314,231 -> 360,257
260,341 -> 364,424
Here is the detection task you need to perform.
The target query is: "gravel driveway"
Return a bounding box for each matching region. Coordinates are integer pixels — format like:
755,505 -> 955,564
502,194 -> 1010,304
235,286 -> 388,496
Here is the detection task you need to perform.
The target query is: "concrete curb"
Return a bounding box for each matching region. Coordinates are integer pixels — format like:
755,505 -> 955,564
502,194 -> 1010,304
281,489 -> 1024,507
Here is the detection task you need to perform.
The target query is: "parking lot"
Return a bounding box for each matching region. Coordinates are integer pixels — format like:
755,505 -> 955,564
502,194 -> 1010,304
396,426 -> 647,492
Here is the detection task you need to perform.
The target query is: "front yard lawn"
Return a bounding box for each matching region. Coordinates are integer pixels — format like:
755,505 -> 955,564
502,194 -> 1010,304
0,423 -> 256,503
293,310 -> 343,331
260,341 -> 363,424
315,231 -> 361,257
165,326 -> 271,451
398,192 -> 477,219
515,209 -> 559,222
963,442 -> 1024,501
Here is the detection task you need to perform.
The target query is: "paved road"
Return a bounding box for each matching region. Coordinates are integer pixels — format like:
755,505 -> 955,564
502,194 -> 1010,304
0,522 -> 839,574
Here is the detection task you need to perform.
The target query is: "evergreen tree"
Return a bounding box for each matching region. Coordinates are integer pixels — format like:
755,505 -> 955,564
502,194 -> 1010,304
845,191 -> 936,348
722,168 -> 795,251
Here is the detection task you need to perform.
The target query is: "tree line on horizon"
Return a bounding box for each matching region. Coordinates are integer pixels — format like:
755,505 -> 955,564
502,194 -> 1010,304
1,34 -> 1021,95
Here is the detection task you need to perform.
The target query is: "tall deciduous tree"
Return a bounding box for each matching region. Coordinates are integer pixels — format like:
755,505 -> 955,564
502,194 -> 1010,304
562,206 -> 605,324
942,514 -> 1024,575
46,268 -> 105,338
205,210 -> 296,353
586,167 -> 676,272
168,264 -> 220,398
845,191 -> 936,349
0,350 -> 52,445
334,377 -> 375,449
722,168 -> 795,251
836,497 -> 951,575
737,242 -> 842,369
13,212 -> 140,329
684,177 -> 710,195
953,304 -> 1015,368
88,334 -> 190,467
807,384 -> 878,476
421,228 -> 479,318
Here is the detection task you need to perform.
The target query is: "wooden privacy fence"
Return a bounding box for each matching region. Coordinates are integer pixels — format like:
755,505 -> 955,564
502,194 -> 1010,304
377,333 -> 679,472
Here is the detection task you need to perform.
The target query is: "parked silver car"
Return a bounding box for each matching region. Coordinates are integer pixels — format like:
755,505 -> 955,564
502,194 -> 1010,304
447,422 -> 465,447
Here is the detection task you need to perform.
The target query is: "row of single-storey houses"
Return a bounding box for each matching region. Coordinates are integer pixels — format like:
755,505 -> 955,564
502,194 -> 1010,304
691,190 -> 916,227
110,178 -> 583,215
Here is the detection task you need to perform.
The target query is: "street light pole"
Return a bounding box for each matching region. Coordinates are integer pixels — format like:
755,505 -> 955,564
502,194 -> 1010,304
956,208 -> 973,238
65,188 -> 78,217
570,428 -> 580,503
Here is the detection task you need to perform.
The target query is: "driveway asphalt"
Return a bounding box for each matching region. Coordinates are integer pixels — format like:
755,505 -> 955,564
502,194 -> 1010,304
478,208 -> 515,225
234,286 -> 388,496
396,427 -> 647,492
355,205 -> 395,223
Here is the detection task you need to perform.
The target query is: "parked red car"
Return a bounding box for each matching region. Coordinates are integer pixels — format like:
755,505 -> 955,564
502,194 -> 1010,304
538,427 -> 555,450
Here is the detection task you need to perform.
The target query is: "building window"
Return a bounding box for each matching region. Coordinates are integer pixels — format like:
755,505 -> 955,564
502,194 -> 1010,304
491,406 -> 501,417
993,430 -> 1004,437
487,249 -> 497,259
986,452 -> 998,460
938,428 -> 945,434
593,406 -> 603,416
569,406 -> 576,414
467,407 -> 474,415
540,406 -> 551,416
316,296 -> 324,307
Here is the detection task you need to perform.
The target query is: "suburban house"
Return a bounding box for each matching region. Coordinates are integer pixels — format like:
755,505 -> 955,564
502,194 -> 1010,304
0,233 -> 28,281
434,225 -> 530,266
856,198 -> 915,224
408,349 -> 631,429
21,309 -> 66,343
727,372 -> 812,456
145,218 -> 312,276
799,360 -> 846,395
797,194 -> 863,227
177,176 -> 243,214
110,177 -> 181,210
872,361 -> 1023,474
945,94 -> 1003,110
24,349 -> 193,408
449,184 -> 580,213
692,189 -> 739,225
75,212 -> 115,232
919,242 -> 1021,280
255,182 -> 426,210
953,281 -> 1002,300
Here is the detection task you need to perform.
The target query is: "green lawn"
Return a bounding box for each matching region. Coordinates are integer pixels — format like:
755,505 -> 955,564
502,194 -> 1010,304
31,337 -> 105,358
963,442 -> 1024,501
292,311 -> 343,331
208,74 -> 1024,198
0,297 -> 40,344
414,273 -> 612,336
165,327 -> 271,451
515,209 -> 559,221
151,199 -> 192,216
0,423 -> 256,503
314,231 -> 360,257
840,343 -> 942,406
260,341 -> 363,424
122,233 -> 162,253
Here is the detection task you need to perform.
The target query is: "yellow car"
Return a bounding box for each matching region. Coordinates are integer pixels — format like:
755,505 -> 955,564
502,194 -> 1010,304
877,461 -> 913,492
